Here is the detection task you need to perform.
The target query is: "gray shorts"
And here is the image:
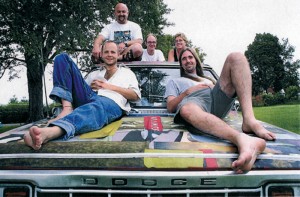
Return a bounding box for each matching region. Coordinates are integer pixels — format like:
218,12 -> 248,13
174,82 -> 235,123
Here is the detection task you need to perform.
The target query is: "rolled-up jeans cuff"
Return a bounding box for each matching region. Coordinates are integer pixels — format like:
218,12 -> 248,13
50,86 -> 73,103
49,119 -> 76,141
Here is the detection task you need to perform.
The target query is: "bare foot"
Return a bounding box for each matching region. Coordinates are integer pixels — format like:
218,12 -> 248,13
242,119 -> 276,141
23,126 -> 47,150
48,106 -> 73,125
232,133 -> 266,174
24,125 -> 64,150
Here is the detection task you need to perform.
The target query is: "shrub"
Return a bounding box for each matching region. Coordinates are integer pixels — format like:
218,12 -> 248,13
262,92 -> 285,106
0,104 -> 53,124
285,86 -> 300,101
252,95 -> 264,107
0,104 -> 29,123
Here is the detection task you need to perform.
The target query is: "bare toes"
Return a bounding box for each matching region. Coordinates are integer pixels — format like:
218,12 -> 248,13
28,126 -> 43,150
242,122 -> 276,141
233,134 -> 266,173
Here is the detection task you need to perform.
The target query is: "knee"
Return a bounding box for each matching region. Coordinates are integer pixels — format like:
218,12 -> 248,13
226,52 -> 248,66
131,43 -> 143,57
180,103 -> 195,120
57,52 -> 69,58
55,53 -> 69,63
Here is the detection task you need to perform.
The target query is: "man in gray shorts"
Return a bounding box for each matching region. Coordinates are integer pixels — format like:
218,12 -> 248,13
164,48 -> 276,174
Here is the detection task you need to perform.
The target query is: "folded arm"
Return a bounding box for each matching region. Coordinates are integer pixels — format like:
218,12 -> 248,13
167,84 -> 211,113
91,79 -> 139,101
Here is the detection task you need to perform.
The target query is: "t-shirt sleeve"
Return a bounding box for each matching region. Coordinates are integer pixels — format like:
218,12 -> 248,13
131,23 -> 143,40
164,79 -> 179,98
99,24 -> 110,40
127,69 -> 141,99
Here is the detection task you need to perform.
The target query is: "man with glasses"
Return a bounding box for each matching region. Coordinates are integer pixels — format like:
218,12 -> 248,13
142,33 -> 165,62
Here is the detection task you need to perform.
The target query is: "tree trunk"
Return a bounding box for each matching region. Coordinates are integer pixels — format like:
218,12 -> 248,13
26,57 -> 45,122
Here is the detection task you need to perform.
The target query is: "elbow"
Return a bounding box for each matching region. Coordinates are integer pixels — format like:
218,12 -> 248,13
129,93 -> 140,102
132,95 -> 140,102
167,105 -> 175,113
137,39 -> 143,44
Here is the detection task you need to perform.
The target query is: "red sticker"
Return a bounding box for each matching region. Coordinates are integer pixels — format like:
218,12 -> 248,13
144,116 -> 163,131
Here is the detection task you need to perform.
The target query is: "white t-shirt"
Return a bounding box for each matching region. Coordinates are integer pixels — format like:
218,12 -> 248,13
100,21 -> 143,44
85,66 -> 141,112
141,49 -> 165,61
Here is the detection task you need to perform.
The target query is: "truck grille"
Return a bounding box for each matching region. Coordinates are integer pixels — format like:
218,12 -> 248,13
35,187 -> 262,197
2,183 -> 300,197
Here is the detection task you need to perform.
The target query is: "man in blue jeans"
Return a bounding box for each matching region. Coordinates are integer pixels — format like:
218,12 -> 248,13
24,41 -> 141,150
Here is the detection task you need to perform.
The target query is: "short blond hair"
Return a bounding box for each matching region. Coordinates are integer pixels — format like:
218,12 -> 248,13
174,32 -> 188,43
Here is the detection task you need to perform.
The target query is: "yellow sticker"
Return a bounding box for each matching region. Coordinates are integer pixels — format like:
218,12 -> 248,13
144,149 -> 204,168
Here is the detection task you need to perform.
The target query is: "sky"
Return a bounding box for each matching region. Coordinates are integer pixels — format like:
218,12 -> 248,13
163,0 -> 300,74
0,0 -> 300,104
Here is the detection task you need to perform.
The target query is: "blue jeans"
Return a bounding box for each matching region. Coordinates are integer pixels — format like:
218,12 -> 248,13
49,53 -> 123,140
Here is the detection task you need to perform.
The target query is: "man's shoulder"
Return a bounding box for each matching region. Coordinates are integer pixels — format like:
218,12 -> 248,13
127,20 -> 141,27
171,77 -> 189,83
155,49 -> 164,54
118,64 -> 133,72
105,21 -> 118,27
108,20 -> 141,29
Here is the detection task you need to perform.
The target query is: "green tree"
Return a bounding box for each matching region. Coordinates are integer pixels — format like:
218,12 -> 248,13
245,33 -> 300,95
157,34 -> 174,58
0,0 -> 171,122
280,39 -> 300,89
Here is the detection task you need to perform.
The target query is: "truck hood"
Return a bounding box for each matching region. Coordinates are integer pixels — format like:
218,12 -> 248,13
1,112 -> 300,171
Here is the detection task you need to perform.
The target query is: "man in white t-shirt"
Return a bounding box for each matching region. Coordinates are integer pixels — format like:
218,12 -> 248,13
24,41 -> 141,150
92,3 -> 143,62
142,33 -> 165,62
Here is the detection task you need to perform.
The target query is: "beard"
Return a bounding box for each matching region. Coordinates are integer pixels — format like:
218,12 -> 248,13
117,16 -> 127,24
183,63 -> 196,73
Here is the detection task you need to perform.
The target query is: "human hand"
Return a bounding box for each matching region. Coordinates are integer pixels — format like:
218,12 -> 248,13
118,43 -> 126,54
92,47 -> 102,64
185,84 -> 210,95
91,79 -> 108,91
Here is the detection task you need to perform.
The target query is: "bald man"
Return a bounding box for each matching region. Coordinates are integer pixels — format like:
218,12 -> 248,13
92,3 -> 143,62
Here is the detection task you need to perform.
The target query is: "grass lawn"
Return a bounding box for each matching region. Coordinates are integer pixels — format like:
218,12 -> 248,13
253,104 -> 300,134
0,125 -> 20,134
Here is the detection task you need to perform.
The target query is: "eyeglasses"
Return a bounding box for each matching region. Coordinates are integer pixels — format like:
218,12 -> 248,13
147,41 -> 157,44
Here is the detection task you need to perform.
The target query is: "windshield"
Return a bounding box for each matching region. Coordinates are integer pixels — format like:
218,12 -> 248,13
130,67 -> 180,108
130,66 -> 216,108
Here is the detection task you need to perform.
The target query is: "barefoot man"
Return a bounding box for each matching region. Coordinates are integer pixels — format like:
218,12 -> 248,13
164,48 -> 276,173
24,41 -> 141,150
